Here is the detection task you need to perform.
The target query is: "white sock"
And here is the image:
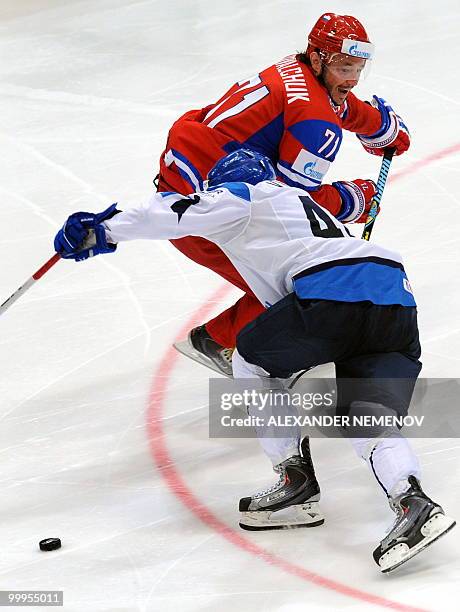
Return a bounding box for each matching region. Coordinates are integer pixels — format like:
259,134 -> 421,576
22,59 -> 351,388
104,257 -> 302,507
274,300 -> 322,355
232,349 -> 300,466
350,435 -> 421,497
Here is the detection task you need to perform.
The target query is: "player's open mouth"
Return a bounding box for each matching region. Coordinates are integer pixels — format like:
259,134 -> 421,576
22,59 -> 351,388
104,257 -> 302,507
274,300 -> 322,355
338,87 -> 350,95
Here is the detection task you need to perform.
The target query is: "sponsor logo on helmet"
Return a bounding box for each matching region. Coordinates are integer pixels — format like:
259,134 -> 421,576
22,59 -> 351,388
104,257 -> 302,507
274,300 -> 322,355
348,44 -> 371,59
341,39 -> 374,60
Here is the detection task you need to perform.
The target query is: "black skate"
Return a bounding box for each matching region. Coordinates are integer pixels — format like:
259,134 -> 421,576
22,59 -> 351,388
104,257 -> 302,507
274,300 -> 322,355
173,325 -> 233,377
374,475 -> 456,573
239,438 -> 324,530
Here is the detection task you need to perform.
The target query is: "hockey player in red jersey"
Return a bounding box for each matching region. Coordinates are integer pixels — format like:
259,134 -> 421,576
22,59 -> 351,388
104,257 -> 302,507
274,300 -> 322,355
157,13 -> 411,376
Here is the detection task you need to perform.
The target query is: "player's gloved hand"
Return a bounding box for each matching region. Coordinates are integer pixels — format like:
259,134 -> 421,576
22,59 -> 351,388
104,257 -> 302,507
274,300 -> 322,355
333,179 -> 377,223
54,203 -> 120,261
357,96 -> 410,156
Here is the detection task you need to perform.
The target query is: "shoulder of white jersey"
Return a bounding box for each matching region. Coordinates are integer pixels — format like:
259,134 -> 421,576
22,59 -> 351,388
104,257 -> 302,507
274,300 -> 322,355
201,179 -> 304,203
251,179 -> 311,200
251,179 -> 288,194
264,179 -> 286,188
200,182 -> 253,202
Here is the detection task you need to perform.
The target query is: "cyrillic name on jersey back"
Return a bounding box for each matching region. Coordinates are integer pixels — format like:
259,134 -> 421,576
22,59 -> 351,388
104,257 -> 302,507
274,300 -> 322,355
275,54 -> 310,104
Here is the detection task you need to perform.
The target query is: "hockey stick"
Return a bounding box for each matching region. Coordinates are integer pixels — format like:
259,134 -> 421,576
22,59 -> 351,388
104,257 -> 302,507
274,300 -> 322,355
0,225 -> 101,317
0,253 -> 61,317
361,147 -> 396,241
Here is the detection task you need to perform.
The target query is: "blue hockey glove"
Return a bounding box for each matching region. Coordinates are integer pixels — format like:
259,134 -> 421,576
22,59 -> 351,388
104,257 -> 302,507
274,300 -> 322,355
54,203 -> 120,261
357,96 -> 410,156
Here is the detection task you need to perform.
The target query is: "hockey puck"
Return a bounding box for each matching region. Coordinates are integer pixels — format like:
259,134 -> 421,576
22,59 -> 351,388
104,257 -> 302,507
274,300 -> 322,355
39,538 -> 61,551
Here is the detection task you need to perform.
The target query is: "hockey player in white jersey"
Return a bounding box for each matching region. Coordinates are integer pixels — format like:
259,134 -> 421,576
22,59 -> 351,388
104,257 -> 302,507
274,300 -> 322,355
54,150 -> 455,572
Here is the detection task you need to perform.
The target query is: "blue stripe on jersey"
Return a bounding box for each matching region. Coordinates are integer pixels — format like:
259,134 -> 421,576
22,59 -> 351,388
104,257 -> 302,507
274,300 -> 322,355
293,259 -> 416,307
171,149 -> 204,190
208,182 -> 251,202
289,119 -> 343,161
242,114 -> 285,161
159,191 -> 177,197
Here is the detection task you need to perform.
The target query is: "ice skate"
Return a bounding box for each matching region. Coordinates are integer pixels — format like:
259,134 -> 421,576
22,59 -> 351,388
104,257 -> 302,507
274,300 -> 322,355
374,475 -> 456,573
173,325 -> 233,377
239,438 -> 324,530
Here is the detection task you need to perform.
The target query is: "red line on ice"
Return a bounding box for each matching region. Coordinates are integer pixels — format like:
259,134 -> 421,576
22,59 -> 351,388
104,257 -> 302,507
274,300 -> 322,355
146,142 -> 459,611
146,288 -> 426,612
390,141 -> 460,182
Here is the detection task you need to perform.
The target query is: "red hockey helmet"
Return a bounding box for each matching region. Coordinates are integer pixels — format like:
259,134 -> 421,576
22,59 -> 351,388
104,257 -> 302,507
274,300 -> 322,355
307,13 -> 374,61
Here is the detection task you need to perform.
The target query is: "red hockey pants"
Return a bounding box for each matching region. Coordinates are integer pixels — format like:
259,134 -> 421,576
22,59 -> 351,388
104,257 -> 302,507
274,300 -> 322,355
157,111 -> 264,347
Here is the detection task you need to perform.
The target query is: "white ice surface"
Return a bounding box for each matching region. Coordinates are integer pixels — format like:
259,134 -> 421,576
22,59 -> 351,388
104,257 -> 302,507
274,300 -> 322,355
0,1 -> 459,611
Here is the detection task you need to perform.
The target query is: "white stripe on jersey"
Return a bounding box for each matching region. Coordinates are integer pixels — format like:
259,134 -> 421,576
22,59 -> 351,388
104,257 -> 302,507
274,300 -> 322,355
164,149 -> 201,190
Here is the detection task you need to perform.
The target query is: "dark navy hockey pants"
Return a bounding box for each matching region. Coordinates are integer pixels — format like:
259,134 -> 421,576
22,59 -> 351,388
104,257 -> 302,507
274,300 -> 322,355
236,294 -> 422,418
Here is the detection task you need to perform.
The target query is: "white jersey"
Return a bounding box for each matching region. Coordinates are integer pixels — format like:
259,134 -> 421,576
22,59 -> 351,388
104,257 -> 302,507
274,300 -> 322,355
104,180 -> 415,308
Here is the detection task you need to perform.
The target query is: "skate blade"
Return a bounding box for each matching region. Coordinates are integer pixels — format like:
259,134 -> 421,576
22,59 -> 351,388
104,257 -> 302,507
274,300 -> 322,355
173,339 -> 232,378
239,502 -> 325,531
378,513 -> 456,573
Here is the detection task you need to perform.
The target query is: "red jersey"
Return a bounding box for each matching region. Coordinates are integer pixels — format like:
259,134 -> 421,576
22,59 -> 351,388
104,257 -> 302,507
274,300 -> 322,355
159,53 -> 382,215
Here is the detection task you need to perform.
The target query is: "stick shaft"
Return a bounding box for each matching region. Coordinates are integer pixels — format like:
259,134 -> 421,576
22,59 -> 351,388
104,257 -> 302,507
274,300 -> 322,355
33,252 -> 61,279
0,253 -> 61,316
361,148 -> 395,241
